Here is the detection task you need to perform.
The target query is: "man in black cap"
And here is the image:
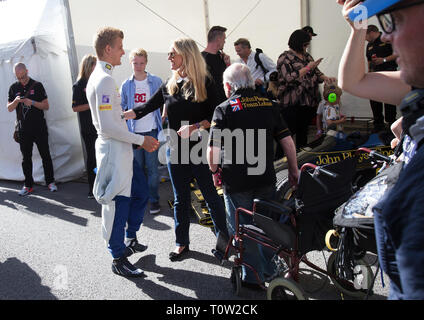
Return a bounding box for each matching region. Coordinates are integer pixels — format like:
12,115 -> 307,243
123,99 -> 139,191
302,26 -> 317,40
365,24 -> 398,131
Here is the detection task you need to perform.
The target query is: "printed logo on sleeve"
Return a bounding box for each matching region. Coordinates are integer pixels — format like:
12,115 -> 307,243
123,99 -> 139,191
230,99 -> 243,112
102,95 -> 110,104
99,105 -> 112,111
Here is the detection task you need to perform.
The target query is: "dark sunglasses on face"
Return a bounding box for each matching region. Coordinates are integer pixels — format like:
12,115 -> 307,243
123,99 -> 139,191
377,0 -> 424,34
168,51 -> 177,59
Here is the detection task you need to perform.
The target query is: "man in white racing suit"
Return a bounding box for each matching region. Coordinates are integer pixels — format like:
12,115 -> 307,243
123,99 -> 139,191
86,27 -> 159,277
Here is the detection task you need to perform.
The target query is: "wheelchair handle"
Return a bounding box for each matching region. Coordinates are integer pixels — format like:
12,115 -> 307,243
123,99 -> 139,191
317,167 -> 338,179
357,147 -> 392,164
300,163 -> 338,178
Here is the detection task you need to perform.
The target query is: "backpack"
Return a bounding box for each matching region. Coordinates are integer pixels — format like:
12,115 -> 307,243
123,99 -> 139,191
255,48 -> 279,99
254,48 -> 268,82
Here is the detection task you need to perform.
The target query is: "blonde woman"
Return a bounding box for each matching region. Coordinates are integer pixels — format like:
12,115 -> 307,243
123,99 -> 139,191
72,54 -> 97,198
124,38 -> 229,261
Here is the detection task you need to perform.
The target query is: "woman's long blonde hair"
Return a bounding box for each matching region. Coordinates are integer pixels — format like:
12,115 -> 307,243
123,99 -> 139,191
166,38 -> 209,102
78,54 -> 97,80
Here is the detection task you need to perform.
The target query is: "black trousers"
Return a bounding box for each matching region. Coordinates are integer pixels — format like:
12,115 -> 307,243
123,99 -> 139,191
19,128 -> 55,188
81,132 -> 97,193
370,100 -> 397,126
281,104 -> 315,148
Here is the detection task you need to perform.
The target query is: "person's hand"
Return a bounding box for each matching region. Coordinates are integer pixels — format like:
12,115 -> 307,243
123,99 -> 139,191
308,58 -> 323,70
212,171 -> 222,187
123,109 -> 136,120
14,96 -> 23,104
315,129 -> 323,138
177,124 -> 195,139
340,115 -> 347,123
140,135 -> 159,152
323,76 -> 337,84
391,137 -> 400,149
222,52 -> 231,67
337,0 -> 367,29
255,78 -> 264,86
288,168 -> 299,189
372,57 -> 384,65
161,115 -> 167,124
22,98 -> 32,107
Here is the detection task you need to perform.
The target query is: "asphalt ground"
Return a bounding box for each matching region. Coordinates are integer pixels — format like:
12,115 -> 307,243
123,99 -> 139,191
0,170 -> 390,302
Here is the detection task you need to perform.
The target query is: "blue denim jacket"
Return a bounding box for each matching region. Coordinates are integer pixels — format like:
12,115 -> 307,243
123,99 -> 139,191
120,72 -> 163,134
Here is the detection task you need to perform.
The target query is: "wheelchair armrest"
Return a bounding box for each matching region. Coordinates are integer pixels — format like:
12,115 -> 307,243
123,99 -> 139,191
253,198 -> 294,216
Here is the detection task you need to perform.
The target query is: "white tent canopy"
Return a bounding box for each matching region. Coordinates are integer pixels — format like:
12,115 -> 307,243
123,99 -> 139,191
68,0 -> 379,118
0,0 -> 84,184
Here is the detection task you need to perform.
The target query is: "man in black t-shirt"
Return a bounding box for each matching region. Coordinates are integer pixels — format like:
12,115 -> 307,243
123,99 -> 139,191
366,24 -> 399,131
7,63 -> 57,196
207,63 -> 298,287
202,25 -> 230,104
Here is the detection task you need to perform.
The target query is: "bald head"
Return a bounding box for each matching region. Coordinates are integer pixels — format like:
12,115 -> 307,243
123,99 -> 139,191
14,62 -> 27,71
14,63 -> 29,85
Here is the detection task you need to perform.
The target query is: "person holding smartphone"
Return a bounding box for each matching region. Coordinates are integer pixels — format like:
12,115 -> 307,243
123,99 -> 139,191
275,29 -> 335,150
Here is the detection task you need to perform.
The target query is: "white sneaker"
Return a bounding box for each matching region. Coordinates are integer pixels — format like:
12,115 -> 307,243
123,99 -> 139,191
48,183 -> 58,192
19,186 -> 33,196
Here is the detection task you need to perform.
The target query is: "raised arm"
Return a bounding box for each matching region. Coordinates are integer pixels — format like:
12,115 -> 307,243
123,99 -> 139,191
337,0 -> 410,105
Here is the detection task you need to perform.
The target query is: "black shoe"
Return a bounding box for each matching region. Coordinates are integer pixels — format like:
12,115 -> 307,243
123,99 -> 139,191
150,202 -> 161,214
111,256 -> 145,277
169,245 -> 190,262
124,238 -> 148,258
211,248 -> 225,264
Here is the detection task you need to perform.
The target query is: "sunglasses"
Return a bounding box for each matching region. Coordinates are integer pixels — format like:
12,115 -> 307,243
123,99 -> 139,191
168,51 -> 178,59
377,0 -> 424,34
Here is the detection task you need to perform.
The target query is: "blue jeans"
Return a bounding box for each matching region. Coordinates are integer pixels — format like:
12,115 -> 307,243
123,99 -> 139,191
223,185 -> 277,284
107,158 -> 149,258
133,129 -> 160,204
166,149 -> 228,246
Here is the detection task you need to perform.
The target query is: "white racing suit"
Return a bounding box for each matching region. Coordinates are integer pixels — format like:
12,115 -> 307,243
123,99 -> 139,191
86,61 -> 146,258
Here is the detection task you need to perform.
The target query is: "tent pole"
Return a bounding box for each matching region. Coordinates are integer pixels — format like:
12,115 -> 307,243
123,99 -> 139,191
62,0 -> 79,84
203,0 -> 210,41
300,0 -> 310,28
62,0 -> 88,177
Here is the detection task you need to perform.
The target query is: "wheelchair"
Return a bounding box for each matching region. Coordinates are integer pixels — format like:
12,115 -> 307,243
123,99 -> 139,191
222,157 -> 368,300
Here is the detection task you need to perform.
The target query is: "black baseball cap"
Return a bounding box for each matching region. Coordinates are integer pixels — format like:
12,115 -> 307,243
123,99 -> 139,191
302,26 -> 317,36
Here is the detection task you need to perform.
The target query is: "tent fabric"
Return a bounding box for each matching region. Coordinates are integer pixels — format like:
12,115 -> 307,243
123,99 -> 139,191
0,0 -> 84,184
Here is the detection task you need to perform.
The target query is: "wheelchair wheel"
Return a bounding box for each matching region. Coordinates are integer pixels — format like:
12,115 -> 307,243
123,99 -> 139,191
230,266 -> 242,296
276,178 -> 294,202
327,252 -> 374,299
267,277 -> 305,300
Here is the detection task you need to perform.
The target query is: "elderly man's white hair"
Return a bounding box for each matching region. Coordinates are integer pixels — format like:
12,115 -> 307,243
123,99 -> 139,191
223,63 -> 255,93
